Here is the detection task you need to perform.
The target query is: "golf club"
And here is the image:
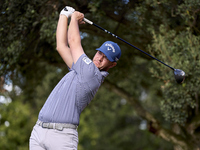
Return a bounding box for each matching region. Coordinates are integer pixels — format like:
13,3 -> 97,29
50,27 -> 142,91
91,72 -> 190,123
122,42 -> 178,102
83,18 -> 185,83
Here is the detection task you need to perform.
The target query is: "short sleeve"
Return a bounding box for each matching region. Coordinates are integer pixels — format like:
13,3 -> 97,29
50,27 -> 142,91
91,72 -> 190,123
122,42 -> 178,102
72,54 -> 98,82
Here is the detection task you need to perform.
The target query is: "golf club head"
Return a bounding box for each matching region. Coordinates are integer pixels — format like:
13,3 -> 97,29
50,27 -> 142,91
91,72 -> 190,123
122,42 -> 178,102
174,69 -> 185,83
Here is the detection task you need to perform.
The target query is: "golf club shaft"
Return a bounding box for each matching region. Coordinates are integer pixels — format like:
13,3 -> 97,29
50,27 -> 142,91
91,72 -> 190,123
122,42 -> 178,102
83,18 -> 175,71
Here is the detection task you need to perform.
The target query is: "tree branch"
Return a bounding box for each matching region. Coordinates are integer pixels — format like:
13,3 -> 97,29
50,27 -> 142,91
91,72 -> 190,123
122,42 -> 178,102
186,114 -> 200,134
103,80 -> 194,149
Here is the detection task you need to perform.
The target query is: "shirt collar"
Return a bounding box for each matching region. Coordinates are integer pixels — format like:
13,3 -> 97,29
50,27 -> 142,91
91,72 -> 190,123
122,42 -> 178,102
100,71 -> 109,77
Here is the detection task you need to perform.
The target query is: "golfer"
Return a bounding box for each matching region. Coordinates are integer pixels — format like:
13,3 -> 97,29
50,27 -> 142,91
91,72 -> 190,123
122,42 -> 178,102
29,6 -> 121,150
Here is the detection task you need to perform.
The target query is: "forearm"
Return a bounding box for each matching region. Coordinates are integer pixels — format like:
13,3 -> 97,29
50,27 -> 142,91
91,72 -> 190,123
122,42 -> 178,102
56,15 -> 69,50
68,15 -> 81,47
67,12 -> 84,63
56,15 -> 73,68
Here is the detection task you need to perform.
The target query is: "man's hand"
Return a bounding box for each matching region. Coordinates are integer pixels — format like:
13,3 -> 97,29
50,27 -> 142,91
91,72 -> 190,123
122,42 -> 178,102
60,6 -> 75,18
71,11 -> 85,24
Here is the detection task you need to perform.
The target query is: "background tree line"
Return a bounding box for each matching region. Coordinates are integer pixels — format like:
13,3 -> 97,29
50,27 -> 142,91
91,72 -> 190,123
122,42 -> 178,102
0,0 -> 200,149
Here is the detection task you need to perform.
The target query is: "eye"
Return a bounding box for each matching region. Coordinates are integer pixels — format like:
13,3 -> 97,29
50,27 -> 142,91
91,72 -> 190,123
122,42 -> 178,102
104,56 -> 109,61
98,51 -> 103,55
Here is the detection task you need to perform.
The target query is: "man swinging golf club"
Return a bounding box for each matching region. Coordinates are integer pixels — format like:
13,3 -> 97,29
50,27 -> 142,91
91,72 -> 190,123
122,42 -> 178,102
29,6 -> 121,150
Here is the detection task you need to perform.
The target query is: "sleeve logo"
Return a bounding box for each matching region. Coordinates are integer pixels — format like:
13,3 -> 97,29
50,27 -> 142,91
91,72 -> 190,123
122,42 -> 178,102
82,57 -> 92,65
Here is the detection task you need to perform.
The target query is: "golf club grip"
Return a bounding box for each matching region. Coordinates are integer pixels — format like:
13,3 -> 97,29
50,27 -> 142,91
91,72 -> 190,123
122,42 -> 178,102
83,18 -> 93,25
83,18 -> 175,71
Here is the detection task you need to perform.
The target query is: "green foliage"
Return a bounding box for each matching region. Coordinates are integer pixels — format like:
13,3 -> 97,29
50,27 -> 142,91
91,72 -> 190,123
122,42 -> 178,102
40,11 -> 58,47
0,99 -> 34,150
78,87 -> 173,150
1,0 -> 200,149
0,40 -> 23,76
149,27 -> 200,124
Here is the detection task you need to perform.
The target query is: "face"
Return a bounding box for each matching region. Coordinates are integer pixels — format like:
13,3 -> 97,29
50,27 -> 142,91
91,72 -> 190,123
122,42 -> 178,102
93,51 -> 116,71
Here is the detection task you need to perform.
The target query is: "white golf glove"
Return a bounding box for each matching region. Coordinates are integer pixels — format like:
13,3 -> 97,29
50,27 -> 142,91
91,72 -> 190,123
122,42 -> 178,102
60,6 -> 75,18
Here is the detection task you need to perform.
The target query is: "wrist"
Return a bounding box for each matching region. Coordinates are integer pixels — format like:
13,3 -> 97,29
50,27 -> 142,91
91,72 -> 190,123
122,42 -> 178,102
60,11 -> 70,18
60,14 -> 68,18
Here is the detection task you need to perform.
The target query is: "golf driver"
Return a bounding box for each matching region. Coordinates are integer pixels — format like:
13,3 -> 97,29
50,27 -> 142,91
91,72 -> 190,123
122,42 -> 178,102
83,18 -> 185,83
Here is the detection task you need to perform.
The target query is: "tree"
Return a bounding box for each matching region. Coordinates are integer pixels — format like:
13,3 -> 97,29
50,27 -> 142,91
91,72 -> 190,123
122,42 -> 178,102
0,0 -> 200,149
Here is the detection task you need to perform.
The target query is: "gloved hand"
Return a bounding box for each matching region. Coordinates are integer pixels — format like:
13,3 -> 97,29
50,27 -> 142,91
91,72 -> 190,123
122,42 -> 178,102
60,6 -> 75,18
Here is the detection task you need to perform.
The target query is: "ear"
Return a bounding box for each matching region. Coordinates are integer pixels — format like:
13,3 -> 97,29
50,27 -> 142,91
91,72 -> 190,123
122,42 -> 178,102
109,62 -> 117,69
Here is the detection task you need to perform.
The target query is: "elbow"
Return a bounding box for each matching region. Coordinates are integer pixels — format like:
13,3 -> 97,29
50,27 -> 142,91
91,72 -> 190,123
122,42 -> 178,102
56,45 -> 61,52
56,39 -> 62,51
56,39 -> 68,52
56,44 -> 66,52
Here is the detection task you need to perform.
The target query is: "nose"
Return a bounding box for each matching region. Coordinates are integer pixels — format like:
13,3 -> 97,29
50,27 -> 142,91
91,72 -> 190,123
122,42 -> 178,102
98,54 -> 105,62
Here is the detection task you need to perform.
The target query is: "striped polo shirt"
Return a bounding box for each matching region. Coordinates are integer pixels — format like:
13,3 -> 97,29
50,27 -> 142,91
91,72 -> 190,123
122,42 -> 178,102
38,54 -> 108,125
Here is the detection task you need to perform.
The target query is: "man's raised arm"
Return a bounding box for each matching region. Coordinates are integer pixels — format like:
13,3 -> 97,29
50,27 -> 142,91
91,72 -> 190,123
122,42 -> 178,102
56,6 -> 75,68
68,11 -> 85,64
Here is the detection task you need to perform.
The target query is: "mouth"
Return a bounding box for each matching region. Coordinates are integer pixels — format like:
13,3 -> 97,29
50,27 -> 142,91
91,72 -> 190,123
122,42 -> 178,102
94,60 -> 100,66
